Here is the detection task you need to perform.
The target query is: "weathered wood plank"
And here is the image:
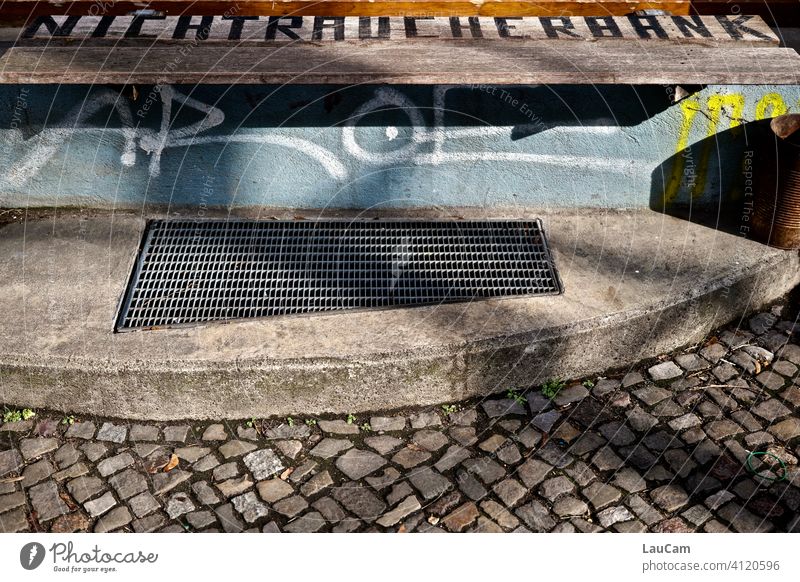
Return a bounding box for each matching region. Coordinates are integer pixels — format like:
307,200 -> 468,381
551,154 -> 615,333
0,42 -> 797,84
10,15 -> 780,45
0,0 -> 696,18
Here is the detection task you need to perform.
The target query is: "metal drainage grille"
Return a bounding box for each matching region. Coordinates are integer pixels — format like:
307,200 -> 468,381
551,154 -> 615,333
115,219 -> 562,331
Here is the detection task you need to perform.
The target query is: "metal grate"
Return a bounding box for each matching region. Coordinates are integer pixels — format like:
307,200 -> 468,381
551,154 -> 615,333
115,219 -> 562,331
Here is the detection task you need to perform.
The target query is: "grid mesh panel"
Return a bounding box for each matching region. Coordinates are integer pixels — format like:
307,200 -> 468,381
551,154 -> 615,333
116,219 -> 561,330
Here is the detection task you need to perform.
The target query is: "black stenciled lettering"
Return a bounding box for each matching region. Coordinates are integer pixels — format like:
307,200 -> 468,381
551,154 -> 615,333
22,16 -> 81,38
494,17 -> 523,38
628,15 -> 669,39
539,17 -> 580,39
359,17 -> 391,40
585,16 -> 623,38
312,17 -> 346,41
125,15 -> 167,39
403,17 -> 437,39
223,16 -> 259,40
173,16 -> 214,40
716,15 -> 771,41
671,16 -> 712,38
266,17 -> 303,41
91,16 -> 116,38
449,17 -> 483,38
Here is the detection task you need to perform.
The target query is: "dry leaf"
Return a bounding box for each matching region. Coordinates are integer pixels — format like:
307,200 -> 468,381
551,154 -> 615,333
280,467 -> 294,481
59,492 -> 77,510
144,455 -> 170,474
754,361 -> 762,375
163,454 -> 179,472
397,524 -> 407,533
131,85 -> 139,101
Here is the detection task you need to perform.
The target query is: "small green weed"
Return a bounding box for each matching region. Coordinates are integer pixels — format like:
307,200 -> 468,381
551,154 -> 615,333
441,404 -> 459,415
286,417 -> 295,427
346,413 -> 357,425
541,379 -> 566,399
2,408 -> 35,423
506,389 -> 526,406
61,415 -> 76,426
305,419 -> 317,426
360,422 -> 372,432
582,379 -> 595,389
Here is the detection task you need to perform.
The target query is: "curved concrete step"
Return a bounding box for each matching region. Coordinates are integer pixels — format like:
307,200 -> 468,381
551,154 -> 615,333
0,208 -> 797,419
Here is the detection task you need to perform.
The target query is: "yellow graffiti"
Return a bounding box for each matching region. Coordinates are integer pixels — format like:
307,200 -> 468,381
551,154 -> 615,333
754,93 -> 788,120
663,92 -> 793,205
664,92 -> 800,205
691,93 -> 745,199
663,99 -> 700,206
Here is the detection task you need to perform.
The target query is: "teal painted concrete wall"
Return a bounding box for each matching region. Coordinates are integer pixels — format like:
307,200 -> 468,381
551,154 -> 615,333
0,84 -> 798,210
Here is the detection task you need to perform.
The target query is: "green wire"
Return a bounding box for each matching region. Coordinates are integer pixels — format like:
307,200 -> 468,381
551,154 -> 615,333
745,450 -> 788,483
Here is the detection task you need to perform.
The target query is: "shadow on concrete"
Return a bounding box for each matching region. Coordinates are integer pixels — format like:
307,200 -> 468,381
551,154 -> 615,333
648,120 -> 777,237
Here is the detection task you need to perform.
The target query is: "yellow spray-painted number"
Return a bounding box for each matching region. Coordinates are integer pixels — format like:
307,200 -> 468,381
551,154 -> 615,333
664,92 -> 797,205
754,93 -> 788,120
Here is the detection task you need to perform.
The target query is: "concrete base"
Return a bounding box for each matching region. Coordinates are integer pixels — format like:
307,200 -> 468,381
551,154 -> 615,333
0,208 -> 798,420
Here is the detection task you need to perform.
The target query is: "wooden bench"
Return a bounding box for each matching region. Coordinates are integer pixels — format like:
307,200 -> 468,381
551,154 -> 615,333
1,0 -> 799,21
0,14 -> 798,84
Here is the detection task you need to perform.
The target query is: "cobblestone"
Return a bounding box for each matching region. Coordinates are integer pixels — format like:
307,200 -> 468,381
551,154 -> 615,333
163,426 -> 190,442
232,491 -> 269,523
675,353 -> 711,372
130,425 -> 160,442
336,449 -> 386,481
752,398 -> 792,422
4,314 -> 800,533
456,468 -> 487,501
318,420 -> 360,435
54,443 -> 81,469
29,480 -> 68,522
597,505 -> 634,528
648,361 -> 683,381
85,491 -> 117,517
20,438 -> 59,460
96,423 -> 127,444
202,424 -> 228,441
412,430 -> 449,452
370,416 -> 406,432
650,484 -> 690,513
391,447 -> 431,469
94,506 -> 131,532
442,501 -> 479,532
243,449 -> 284,480
97,452 -> 134,477
22,459 -> 54,487
583,482 -> 621,510
65,421 -> 96,440
333,484 -> 385,520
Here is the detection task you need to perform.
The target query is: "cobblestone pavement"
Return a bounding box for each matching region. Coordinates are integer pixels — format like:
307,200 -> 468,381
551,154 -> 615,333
2,306 -> 800,533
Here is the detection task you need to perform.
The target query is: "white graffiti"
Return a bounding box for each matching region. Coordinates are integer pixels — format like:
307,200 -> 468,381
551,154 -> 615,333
343,86 -> 637,174
2,84 -> 639,189
2,85 -> 347,188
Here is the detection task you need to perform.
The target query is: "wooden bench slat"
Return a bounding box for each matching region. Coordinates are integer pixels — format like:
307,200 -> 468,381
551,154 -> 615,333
1,42 -> 797,84
7,15 -> 780,45
2,0 -> 798,24
0,2 -> 689,19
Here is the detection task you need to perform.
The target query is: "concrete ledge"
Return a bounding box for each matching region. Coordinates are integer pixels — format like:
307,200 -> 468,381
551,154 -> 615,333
1,208 -> 798,420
